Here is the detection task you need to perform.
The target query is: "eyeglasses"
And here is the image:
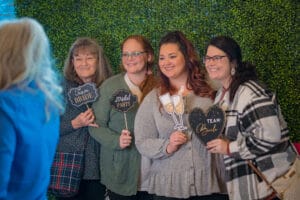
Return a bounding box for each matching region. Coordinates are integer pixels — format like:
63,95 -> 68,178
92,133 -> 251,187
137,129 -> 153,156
203,55 -> 227,63
121,51 -> 146,58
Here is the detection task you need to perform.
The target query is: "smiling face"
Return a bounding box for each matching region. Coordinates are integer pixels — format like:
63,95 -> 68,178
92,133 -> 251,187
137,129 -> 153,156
205,45 -> 234,88
121,38 -> 149,75
158,43 -> 188,82
73,49 -> 97,83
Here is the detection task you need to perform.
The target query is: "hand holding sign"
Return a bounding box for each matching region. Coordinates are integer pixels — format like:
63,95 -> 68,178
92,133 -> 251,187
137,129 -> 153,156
72,108 -> 99,128
110,89 -> 137,129
188,105 -> 225,145
119,130 -> 132,149
68,83 -> 100,128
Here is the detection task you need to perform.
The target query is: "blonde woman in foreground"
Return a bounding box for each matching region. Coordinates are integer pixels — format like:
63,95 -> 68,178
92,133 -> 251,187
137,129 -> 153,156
0,18 -> 64,200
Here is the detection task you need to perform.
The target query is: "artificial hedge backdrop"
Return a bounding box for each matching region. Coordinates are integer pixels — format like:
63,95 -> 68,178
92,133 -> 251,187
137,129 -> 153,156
15,0 -> 299,141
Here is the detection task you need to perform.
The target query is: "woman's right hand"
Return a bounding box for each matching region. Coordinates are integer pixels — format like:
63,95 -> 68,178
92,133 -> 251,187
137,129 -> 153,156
71,108 -> 99,129
166,131 -> 187,154
119,129 -> 132,149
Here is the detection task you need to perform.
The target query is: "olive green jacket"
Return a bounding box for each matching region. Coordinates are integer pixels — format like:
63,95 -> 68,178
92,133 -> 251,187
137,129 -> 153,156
89,73 -> 141,196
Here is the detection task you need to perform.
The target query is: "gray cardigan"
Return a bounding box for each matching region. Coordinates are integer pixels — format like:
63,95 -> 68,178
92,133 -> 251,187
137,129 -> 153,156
57,79 -> 100,180
134,89 -> 227,199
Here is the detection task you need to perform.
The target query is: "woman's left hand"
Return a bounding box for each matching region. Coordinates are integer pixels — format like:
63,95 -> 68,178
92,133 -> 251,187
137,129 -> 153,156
206,138 -> 230,155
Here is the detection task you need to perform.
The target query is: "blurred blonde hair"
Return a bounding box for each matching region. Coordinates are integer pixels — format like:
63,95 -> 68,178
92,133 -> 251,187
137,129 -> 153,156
0,17 -> 64,114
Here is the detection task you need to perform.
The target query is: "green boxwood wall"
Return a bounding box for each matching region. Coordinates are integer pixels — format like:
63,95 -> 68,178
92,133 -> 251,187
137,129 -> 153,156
15,0 -> 299,141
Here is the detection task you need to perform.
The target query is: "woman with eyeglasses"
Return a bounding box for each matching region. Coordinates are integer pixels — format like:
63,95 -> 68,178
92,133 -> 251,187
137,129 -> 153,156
204,36 -> 297,200
134,31 -> 228,200
89,35 -> 157,200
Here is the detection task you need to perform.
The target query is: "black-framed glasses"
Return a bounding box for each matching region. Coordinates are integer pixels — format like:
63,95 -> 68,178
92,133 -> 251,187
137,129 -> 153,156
121,51 -> 146,58
203,55 -> 227,63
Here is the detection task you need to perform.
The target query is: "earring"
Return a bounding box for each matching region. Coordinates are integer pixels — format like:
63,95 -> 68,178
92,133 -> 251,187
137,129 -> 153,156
231,67 -> 236,76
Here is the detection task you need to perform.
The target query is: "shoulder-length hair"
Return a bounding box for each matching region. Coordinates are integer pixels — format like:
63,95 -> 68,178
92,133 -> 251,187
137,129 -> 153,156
64,37 -> 112,87
205,36 -> 257,102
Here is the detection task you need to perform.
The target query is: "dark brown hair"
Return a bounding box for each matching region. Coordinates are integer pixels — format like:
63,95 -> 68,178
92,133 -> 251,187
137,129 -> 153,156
158,31 -> 215,99
205,36 -> 257,102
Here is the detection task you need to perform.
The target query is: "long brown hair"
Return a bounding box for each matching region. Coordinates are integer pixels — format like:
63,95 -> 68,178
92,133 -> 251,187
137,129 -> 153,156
158,31 -> 215,99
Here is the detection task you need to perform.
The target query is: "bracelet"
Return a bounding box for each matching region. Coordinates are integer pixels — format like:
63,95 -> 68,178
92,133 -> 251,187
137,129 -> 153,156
166,144 -> 170,154
227,142 -> 231,156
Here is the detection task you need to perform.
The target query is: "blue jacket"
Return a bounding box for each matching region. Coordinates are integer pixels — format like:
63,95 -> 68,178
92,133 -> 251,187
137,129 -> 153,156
0,82 -> 60,200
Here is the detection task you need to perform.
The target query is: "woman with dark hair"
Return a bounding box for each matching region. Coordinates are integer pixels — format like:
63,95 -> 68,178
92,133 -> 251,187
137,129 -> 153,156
134,31 -> 228,200
205,36 -> 297,200
55,37 -> 112,200
89,35 -> 156,200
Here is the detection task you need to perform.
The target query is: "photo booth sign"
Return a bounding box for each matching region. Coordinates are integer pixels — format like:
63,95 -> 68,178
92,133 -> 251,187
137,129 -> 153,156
110,89 -> 137,129
159,92 -> 187,131
68,83 -> 99,107
189,105 -> 226,145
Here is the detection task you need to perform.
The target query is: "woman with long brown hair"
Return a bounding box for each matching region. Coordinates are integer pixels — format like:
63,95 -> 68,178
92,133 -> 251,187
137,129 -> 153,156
134,31 -> 228,200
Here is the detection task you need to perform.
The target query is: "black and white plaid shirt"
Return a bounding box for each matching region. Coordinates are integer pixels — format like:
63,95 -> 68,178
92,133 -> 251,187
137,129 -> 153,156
216,80 -> 296,200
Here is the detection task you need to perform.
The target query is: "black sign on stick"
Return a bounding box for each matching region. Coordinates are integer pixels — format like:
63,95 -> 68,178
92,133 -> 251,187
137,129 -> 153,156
68,83 -> 99,107
188,105 -> 226,145
110,89 -> 137,112
110,89 -> 137,129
